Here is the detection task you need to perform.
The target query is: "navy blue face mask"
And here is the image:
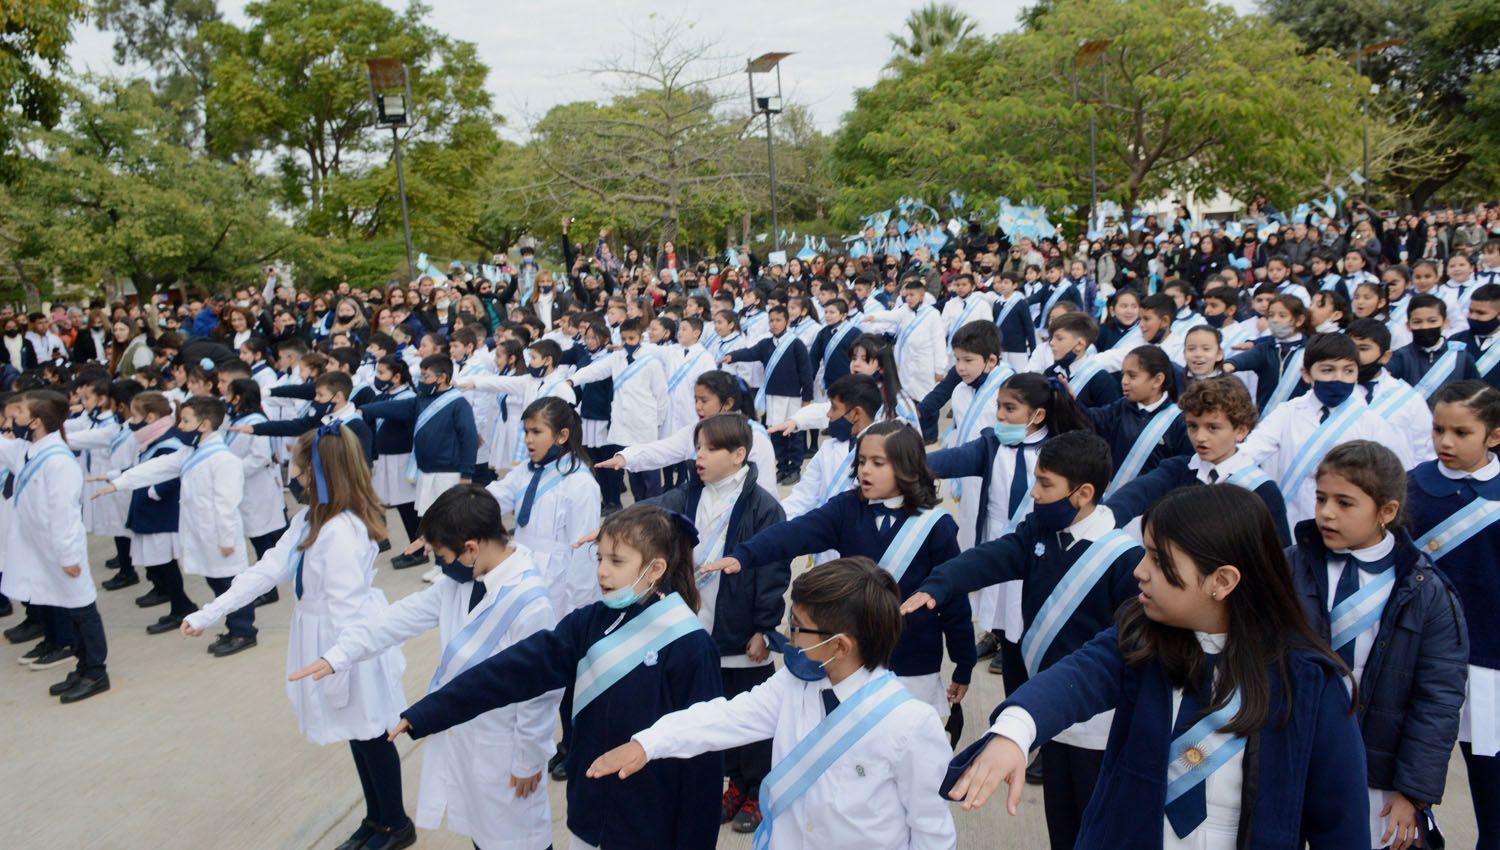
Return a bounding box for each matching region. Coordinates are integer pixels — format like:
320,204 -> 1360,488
179,429 -> 202,448
439,554 -> 475,584
373,377 -> 392,393
825,416 -> 853,443
1312,379 -> 1354,409
1032,487 -> 1081,534
766,630 -> 842,682
1205,312 -> 1228,329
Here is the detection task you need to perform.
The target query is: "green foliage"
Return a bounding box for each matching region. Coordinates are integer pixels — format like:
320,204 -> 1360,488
887,3 -> 979,65
0,0 -> 86,169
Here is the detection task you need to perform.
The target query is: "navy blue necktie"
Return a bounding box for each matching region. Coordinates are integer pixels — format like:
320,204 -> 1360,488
1008,444 -> 1031,516
516,464 -> 548,528
1329,553 -> 1391,667
873,505 -> 899,534
468,580 -> 486,613
821,688 -> 840,716
1165,654 -> 1218,838
1,470 -> 11,500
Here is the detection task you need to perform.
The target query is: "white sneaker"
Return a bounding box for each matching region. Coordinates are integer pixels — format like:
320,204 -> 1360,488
421,565 -> 441,583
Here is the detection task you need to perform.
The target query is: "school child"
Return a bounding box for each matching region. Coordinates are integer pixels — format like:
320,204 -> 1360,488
1081,345 -> 1192,496
1455,283 -> 1500,389
703,421 -> 977,722
1381,267 -> 1416,349
456,339 -> 579,479
720,304 -> 814,485
292,485 -> 560,850
659,317 -> 713,450
359,354 -> 478,515
222,379 -> 290,566
448,327 -> 499,484
640,413 -> 791,833
1101,294 -> 1182,364
741,287 -> 772,345
62,378 -> 138,590
183,426 -> 413,850
116,390 -> 196,633
240,336 -> 278,392
1240,333 -> 1414,527
1345,319 -> 1435,464
1105,377 -> 1290,544
1224,294 -> 1313,412
809,298 -> 860,398
862,278 -> 947,404
565,317 -> 625,512
1264,255 -> 1312,306
993,272 -> 1038,371
1096,288 -> 1140,354
778,374 -> 884,551
587,556 -> 957,848
905,430 -> 1140,850
1202,286 -> 1261,351
1045,312 -> 1121,408
568,316 -> 669,501
1387,293 -> 1481,398
1310,289 -> 1350,335
601,370 -> 779,496
1288,440 -> 1467,850
241,372 -> 375,462
1410,381 -> 1500,849
392,503 -> 723,850
1181,326 -> 1232,388
1479,240 -> 1500,287
1311,249 -> 1348,299
943,272 -> 996,351
99,396 -> 258,656
942,485 -> 1370,848
1028,259 -> 1084,327
1432,255 -> 1478,336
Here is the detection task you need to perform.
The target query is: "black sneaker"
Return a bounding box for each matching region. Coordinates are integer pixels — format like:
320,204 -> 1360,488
1025,757 -> 1044,786
730,800 -> 762,833
58,673 -> 110,703
146,614 -> 186,635
29,644 -> 77,670
18,640 -> 53,665
987,653 -> 1005,675
254,588 -> 279,607
210,634 -> 257,657
206,634 -> 232,655
134,589 -> 169,608
975,631 -> 1000,660
4,619 -> 44,644
102,572 -> 141,591
776,471 -> 801,486
49,670 -> 82,696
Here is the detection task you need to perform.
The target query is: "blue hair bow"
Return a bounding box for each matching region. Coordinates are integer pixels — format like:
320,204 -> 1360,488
665,510 -> 700,545
199,357 -> 216,371
308,422 -> 343,505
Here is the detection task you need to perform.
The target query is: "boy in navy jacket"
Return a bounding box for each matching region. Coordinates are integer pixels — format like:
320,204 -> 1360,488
240,371 -> 374,463
722,304 -> 814,485
808,297 -> 860,392
359,354 -> 477,514
1387,294 -> 1481,397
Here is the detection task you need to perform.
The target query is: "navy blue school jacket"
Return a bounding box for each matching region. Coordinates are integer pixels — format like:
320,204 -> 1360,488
725,333 -> 814,401
252,411 -> 375,464
1386,339 -> 1480,392
269,380 -> 377,407
728,489 -> 977,685
1083,398 -> 1193,478
926,428 -> 1010,544
1095,318 -> 1135,353
644,464 -> 790,658
994,296 -> 1036,354
917,367 -> 963,423
125,431 -> 186,535
809,321 -> 859,389
1226,336 -> 1307,410
1056,361 -> 1123,408
1287,521 -> 1466,805
563,344 -> 613,421
1103,456 -> 1291,545
368,391 -> 415,457
1408,460 -> 1500,667
1027,281 -> 1083,320
917,512 -> 1140,674
1450,330 -> 1500,388
944,627 -> 1369,849
359,390 -> 477,477
400,598 -> 723,850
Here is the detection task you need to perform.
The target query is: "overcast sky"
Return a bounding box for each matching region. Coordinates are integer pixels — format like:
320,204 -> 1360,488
68,0 -> 1258,138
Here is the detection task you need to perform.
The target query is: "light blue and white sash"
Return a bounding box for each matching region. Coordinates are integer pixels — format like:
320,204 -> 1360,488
1165,690 -> 1247,805
822,321 -> 859,374
1222,464 -> 1272,493
144,438 -> 187,460
109,425 -> 136,455
517,463 -> 581,529
1368,381 -> 1420,420
406,389 -> 465,482
820,447 -> 857,505
994,296 -> 1024,331
952,365 -> 1013,446
693,507 -> 737,571
428,569 -> 549,691
181,441 -> 230,475
946,297 -> 983,346
1261,347 -> 1305,416
1042,283 -> 1075,321
572,593 -> 705,717
1329,564 -> 1396,652
895,306 -> 935,360
1021,529 -> 1135,674
1220,320 -> 1257,350
1108,324 -> 1146,352
1477,338 -> 1500,378
753,672 -> 913,850
1103,405 -> 1182,498
224,413 -> 267,447
1412,341 -> 1464,398
877,507 -> 947,584
15,445 -> 74,500
1320,273 -> 1344,293
1068,359 -> 1107,396
668,347 -> 709,395
1414,499 -> 1500,561
755,334 -> 801,415
1277,395 -> 1364,497
613,356 -> 652,392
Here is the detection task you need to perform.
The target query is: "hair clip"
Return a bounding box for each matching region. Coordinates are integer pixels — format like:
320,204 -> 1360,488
307,422 -> 343,506
199,357 -> 216,371
665,509 -> 700,545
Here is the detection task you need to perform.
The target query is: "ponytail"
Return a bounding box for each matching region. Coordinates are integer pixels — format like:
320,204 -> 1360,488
1000,373 -> 1093,436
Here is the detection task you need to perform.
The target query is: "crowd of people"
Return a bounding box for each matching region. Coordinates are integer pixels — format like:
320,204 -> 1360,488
4,198 -> 1500,850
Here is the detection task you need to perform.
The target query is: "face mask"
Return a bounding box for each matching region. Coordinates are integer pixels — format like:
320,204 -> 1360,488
993,421 -> 1031,446
439,554 -> 475,584
128,420 -> 145,432
1145,327 -> 1166,345
414,380 -> 439,397
1269,320 -> 1296,340
1204,312 -> 1228,329
1032,487 -> 1081,534
1470,315 -> 1500,337
1411,327 -> 1444,349
1357,360 -> 1383,384
180,429 -> 202,448
435,300 -> 450,311
528,364 -> 547,378
825,416 -> 853,442
373,378 -> 392,393
1312,379 -> 1354,409
601,566 -> 656,610
623,342 -> 641,356
780,632 -> 844,682
4,330 -> 17,338
11,424 -> 32,440
1315,319 -> 1341,334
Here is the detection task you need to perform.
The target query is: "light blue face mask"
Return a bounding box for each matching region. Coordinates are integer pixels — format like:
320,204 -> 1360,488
601,565 -> 657,610
993,422 -> 1029,446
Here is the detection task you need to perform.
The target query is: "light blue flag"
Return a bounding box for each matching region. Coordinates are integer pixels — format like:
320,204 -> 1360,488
850,241 -> 868,259
950,191 -> 966,210
897,219 -> 910,235
1334,185 -> 1348,200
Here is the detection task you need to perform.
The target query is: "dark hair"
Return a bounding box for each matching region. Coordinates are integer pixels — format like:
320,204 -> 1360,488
1120,485 -> 1346,734
418,354 -> 454,380
1302,332 -> 1358,369
108,379 -> 144,410
620,316 -> 646,336
450,327 -> 480,350
1202,286 -> 1240,310
1178,377 -> 1257,431
827,373 -> 883,420
598,504 -> 700,612
1471,283 -> 1500,305
951,320 -> 1001,360
227,378 -> 262,417
1313,289 -> 1351,330
314,371 -> 354,400
1139,293 -> 1176,322
494,338 -> 525,373
1125,345 -> 1178,402
695,370 -> 748,414
694,412 -> 753,457
240,336 -> 271,361
376,354 -> 412,388
1035,430 -> 1112,501
1408,292 -> 1447,320
1271,294 -> 1313,334
366,331 -> 396,355
1316,440 -> 1407,525
848,334 -> 903,415
1047,311 -> 1100,346
790,556 -> 903,670
179,394 -> 227,430
1346,318 -> 1392,354
1431,380 -> 1500,431
419,483 -> 511,553
521,396 -> 590,472
855,420 -> 937,513
997,372 -> 1092,436
21,389 -> 71,440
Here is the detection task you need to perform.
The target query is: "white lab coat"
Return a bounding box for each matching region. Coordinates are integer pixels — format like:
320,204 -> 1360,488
111,433 -> 248,578
65,415 -> 131,537
715,332 -> 762,389
863,304 -> 947,400
462,372 -> 576,474
225,414 -> 288,537
323,548 -> 560,850
488,461 -> 602,614
941,293 -> 995,364
185,509 -> 406,745
618,419 -> 778,496
0,432 -> 94,608
659,343 -> 714,438
1367,371 -> 1436,464
568,349 -> 668,446
456,358 -> 499,466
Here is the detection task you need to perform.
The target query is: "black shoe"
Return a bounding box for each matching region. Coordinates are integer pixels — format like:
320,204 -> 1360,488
19,640 -> 53,665
333,818 -> 378,850
134,589 -> 169,608
389,552 -> 429,570
363,818 -> 415,850
548,747 -> 569,781
210,634 -> 257,657
0,598 -> 10,618
102,572 -> 141,591
254,588 -> 279,607
975,631 -> 1000,661
105,556 -> 121,570
206,634 -> 231,655
49,670 -> 82,696
377,538 -> 392,553
777,471 -> 801,486
1025,758 -> 1044,786
987,653 -> 1005,675
146,614 -> 185,635
30,644 -> 77,670
58,673 -> 110,703
5,619 -> 44,644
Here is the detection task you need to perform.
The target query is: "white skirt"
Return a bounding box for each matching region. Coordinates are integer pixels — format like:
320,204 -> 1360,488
581,418 -> 610,449
416,471 -> 462,515
1461,664 -> 1500,757
373,453 -> 418,506
131,531 -> 180,567
84,485 -> 129,538
898,672 -> 950,722
489,415 -> 524,474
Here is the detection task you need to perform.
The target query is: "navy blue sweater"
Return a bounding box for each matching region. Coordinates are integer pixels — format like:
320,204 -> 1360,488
1408,460 -> 1500,666
1387,339 -> 1480,393
368,389 -> 416,456
124,432 -> 186,536
1227,335 -> 1307,410
925,428 -> 1030,545
359,389 -> 477,477
726,333 -> 814,401
1451,330 -> 1500,389
1288,522 -> 1467,804
252,412 -> 374,464
1027,281 -> 1083,321
808,320 -> 860,389
400,598 -> 723,849
993,296 -> 1037,353
1083,398 -> 1193,478
563,344 -> 613,421
1104,455 -> 1290,545
729,489 -> 977,684
269,380 -> 378,407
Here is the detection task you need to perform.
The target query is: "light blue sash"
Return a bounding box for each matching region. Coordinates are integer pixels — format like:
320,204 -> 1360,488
572,593 -> 705,717
693,507 -> 737,572
1277,395 -> 1364,497
1021,529 -> 1135,674
668,347 -> 708,394
613,356 -> 652,392
953,366 -> 1012,446
406,390 -> 464,482
753,672 -> 913,850
144,438 -> 186,460
820,447 -> 857,505
224,413 -> 267,447
1165,690 -> 1246,804
895,306 -> 935,360
1219,321 -> 1257,350
1329,564 -> 1395,652
877,507 -> 947,584
181,442 -> 231,475
1477,338 -> 1500,378
1261,347 -> 1305,416
1068,359 -> 1107,396
755,334 -> 801,415
516,463 -> 579,529
15,445 -> 74,499
1222,464 -> 1272,492
1412,342 -> 1464,398
946,297 -> 983,346
1367,381 -> 1419,420
109,425 -> 136,454
1108,324 -> 1145,352
1104,405 -> 1182,498
1042,283 -> 1074,320
1414,499 -> 1500,561
822,321 -> 859,374
994,296 -> 1024,331
428,569 -> 549,691
1320,274 -> 1344,292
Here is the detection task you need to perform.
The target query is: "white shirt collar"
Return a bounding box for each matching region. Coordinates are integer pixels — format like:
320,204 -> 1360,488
1065,505 -> 1115,545
29,430 -> 65,454
829,664 -> 881,702
1438,454 -> 1499,481
873,495 -> 905,510
1187,450 -> 1251,484
1020,425 -> 1049,446
484,544 -> 538,590
325,402 -> 358,423
704,465 -> 749,502
1195,631 -> 1228,654
1137,394 -> 1168,414
1333,530 -> 1396,561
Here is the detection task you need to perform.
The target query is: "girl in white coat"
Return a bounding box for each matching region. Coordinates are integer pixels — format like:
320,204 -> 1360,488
454,338 -> 577,482
182,425 -> 413,850
223,379 -> 289,558
63,378 -> 140,589
1,390 -> 110,702
295,485 -> 560,850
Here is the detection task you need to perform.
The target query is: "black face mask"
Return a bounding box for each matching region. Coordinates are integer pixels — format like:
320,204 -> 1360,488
1411,327 -> 1444,349
1469,315 -> 1500,338
1357,360 -> 1384,384
825,416 -> 854,442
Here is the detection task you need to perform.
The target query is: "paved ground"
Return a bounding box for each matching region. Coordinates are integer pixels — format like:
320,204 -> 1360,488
0,494 -> 1481,849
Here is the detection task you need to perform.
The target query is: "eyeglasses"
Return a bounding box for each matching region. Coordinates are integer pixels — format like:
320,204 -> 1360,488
788,622 -> 838,639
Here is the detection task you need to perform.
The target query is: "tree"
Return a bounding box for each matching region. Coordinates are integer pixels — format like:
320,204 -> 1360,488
887,3 -> 979,65
93,0 -> 223,151
0,0 -> 87,173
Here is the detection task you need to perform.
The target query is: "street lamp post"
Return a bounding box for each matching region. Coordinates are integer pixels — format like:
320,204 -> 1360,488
1074,39 -> 1112,235
367,58 -> 417,282
748,53 -> 792,252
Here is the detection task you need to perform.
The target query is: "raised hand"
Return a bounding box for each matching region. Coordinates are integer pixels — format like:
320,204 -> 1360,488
947,735 -> 1027,814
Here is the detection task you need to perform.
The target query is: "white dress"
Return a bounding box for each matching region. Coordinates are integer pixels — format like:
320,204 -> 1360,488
370,388 -> 419,507
111,434 -> 249,578
64,416 -> 131,538
0,432 -> 94,608
225,415 -> 288,538
185,509 -> 406,744
488,460 -> 602,615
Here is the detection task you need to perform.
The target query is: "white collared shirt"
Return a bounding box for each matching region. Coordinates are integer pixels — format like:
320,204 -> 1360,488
984,428 -> 1047,541
1438,454 -> 1499,481
1137,394 -> 1169,415
1325,531 -> 1396,687
1186,449 -> 1254,485
697,466 -> 756,665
